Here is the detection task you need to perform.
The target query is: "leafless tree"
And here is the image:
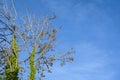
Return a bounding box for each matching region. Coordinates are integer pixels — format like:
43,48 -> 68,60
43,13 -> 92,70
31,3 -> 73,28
0,0 -> 75,79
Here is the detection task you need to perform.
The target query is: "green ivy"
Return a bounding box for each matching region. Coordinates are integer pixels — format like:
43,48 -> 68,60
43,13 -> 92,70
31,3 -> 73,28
4,36 -> 19,80
29,45 -> 36,80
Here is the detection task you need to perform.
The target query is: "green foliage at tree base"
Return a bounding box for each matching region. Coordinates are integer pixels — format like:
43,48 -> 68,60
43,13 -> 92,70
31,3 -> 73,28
4,36 -> 19,80
5,68 -> 19,80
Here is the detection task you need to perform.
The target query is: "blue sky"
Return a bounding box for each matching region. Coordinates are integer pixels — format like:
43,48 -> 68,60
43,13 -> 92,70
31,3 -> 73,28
14,0 -> 120,80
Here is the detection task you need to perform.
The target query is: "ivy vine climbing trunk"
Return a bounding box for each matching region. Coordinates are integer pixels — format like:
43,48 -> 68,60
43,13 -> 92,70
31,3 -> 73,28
29,45 -> 36,80
5,36 -> 19,80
